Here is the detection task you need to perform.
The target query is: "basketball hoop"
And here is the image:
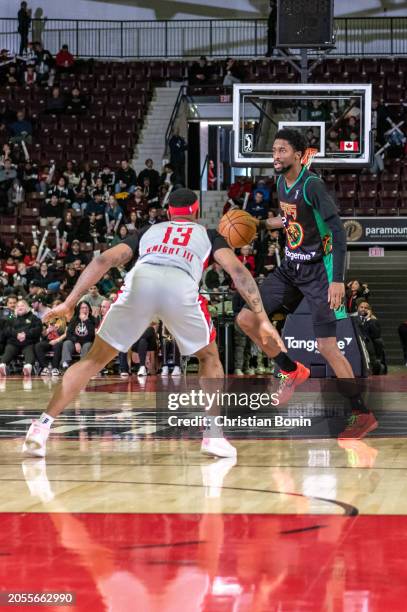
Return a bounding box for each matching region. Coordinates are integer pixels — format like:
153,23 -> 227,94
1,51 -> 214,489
301,147 -> 318,169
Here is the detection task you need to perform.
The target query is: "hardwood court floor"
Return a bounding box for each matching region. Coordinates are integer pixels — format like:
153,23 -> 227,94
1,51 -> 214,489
0,374 -> 407,611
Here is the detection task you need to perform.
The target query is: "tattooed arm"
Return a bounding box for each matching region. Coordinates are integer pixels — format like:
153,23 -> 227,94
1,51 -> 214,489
43,243 -> 134,323
214,248 -> 266,317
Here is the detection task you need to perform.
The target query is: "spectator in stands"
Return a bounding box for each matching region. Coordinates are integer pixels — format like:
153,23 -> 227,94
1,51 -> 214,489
24,244 -> 38,267
80,285 -> 104,316
55,45 -> 75,72
66,86 -> 88,115
99,164 -> 115,190
78,211 -> 105,244
63,161 -> 80,189
0,144 -> 11,166
99,273 -> 116,296
189,56 -> 213,86
48,176 -> 71,205
346,280 -> 370,313
30,294 -> 51,320
5,65 -> 20,86
223,58 -> 243,86
60,265 -> 79,293
33,261 -> 54,290
18,2 -> 31,55
160,163 -> 176,187
203,262 -> 230,292
253,178 -> 271,204
60,301 -> 95,369
126,209 -> 141,233
137,159 -> 160,193
356,301 -> 387,375
37,164 -> 55,193
115,159 -> 137,194
119,324 -> 158,377
40,193 -> 64,228
142,206 -> 159,229
45,86 -> 66,114
13,262 -> 29,293
22,161 -> 38,191
34,42 -> 53,84
9,109 -> 32,144
208,159 -> 216,190
109,224 -> 129,247
80,162 -> 95,187
7,178 -> 24,211
0,298 -> 41,377
168,130 -> 187,185
58,210 -> 77,244
237,245 -> 256,276
85,191 -> 105,220
105,195 -> 124,237
72,178 -> 91,214
35,313 -> 67,376
307,100 -> 328,121
24,65 -> 37,86
0,159 -> 17,210
64,239 -> 87,266
246,191 -> 268,220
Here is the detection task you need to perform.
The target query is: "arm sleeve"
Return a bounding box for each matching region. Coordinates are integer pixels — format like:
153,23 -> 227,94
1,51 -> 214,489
120,234 -> 140,258
206,229 -> 231,254
305,179 -> 347,283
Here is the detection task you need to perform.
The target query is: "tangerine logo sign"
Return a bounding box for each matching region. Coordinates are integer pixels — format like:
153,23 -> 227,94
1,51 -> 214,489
286,222 -> 304,249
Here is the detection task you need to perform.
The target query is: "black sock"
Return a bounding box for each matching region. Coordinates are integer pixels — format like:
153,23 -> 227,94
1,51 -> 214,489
336,379 -> 368,413
274,352 -> 297,373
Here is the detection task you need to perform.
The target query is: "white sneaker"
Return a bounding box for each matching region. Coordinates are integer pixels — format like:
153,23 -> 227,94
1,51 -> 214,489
0,363 -> 7,377
23,364 -> 32,377
201,457 -> 237,498
201,436 -> 237,458
234,369 -> 244,376
161,366 -> 169,377
137,366 -> 147,377
120,371 -> 129,378
22,420 -> 51,458
41,367 -> 50,376
62,362 -> 69,369
171,366 -> 181,377
51,368 -> 60,376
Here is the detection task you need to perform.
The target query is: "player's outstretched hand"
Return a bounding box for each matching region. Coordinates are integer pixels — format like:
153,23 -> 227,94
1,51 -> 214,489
328,282 -> 345,310
43,301 -> 75,323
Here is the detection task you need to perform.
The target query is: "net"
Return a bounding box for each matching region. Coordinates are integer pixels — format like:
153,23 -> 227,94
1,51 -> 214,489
301,147 -> 318,169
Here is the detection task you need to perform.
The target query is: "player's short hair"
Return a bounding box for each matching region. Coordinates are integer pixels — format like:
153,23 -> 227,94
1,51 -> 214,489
274,129 -> 307,156
168,188 -> 198,208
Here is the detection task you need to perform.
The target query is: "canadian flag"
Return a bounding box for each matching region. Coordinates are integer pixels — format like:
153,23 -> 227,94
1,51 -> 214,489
340,141 -> 359,152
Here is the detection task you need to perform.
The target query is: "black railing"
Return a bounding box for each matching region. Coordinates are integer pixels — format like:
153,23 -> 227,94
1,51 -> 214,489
1,17 -> 407,58
165,85 -> 187,155
199,155 -> 209,216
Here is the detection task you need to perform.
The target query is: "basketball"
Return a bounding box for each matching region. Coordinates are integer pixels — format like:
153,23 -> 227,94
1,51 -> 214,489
218,209 -> 257,248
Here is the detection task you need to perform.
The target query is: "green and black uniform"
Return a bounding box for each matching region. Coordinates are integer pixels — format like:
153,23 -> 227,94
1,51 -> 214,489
259,165 -> 347,337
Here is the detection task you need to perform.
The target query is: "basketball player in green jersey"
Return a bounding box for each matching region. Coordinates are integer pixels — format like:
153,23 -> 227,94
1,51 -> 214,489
238,129 -> 377,438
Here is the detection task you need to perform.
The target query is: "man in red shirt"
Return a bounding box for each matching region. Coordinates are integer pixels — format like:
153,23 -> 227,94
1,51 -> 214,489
55,44 -> 75,71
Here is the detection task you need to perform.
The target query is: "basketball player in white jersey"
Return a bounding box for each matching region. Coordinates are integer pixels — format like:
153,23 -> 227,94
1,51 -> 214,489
23,189 -> 279,459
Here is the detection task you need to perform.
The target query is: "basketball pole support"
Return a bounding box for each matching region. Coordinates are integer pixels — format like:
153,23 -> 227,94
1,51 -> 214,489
275,47 -> 334,83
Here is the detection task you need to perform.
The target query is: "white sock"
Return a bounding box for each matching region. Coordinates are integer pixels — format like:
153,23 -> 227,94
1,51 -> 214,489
39,412 -> 55,427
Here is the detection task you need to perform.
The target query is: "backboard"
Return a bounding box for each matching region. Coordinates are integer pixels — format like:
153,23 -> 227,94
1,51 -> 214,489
232,84 -> 372,168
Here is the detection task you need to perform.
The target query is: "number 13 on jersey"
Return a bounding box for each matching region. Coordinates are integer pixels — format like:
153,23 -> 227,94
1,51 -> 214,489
162,226 -> 193,247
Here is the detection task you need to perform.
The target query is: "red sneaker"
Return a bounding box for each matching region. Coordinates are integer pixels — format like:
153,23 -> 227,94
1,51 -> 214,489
338,412 -> 378,440
276,361 -> 310,405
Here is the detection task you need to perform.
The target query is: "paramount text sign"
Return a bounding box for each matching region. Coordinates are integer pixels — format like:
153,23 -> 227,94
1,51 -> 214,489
343,217 -> 407,245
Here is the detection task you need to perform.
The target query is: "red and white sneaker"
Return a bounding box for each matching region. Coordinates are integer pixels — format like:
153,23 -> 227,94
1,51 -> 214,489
276,361 -> 310,404
201,436 -> 237,458
22,420 -> 51,458
0,363 -> 7,377
338,411 -> 378,440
